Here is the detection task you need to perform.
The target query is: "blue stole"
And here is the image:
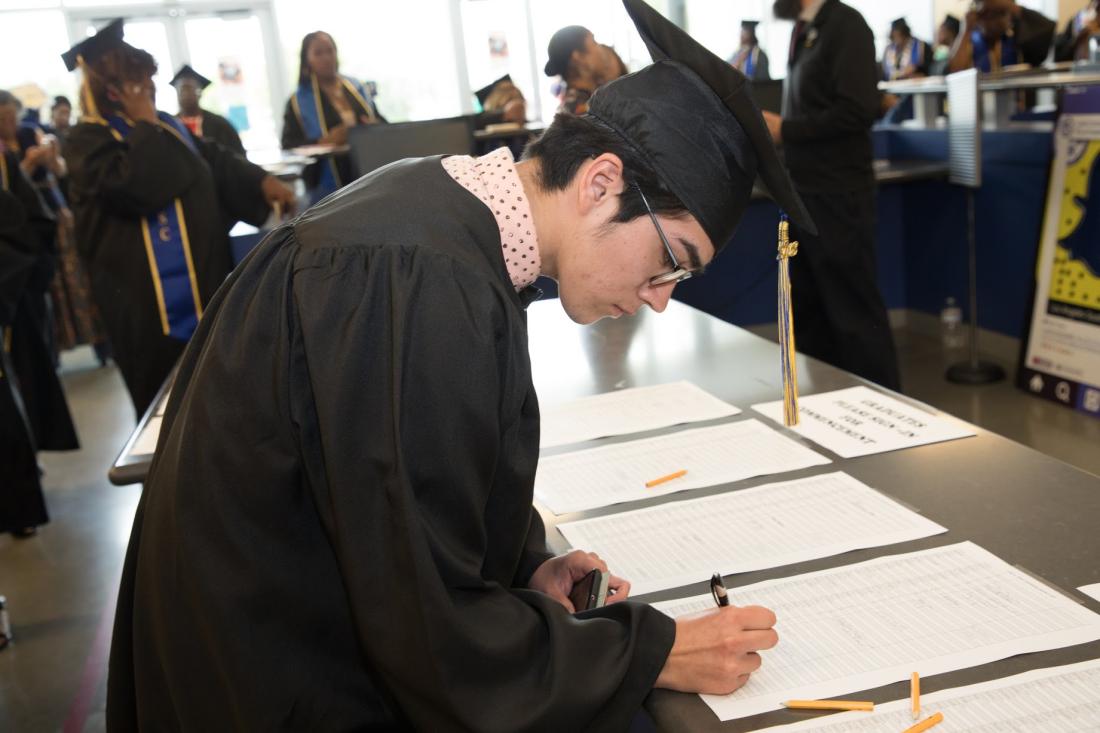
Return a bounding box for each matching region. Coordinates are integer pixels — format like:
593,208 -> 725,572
971,30 -> 1017,72
744,47 -> 758,77
884,40 -> 922,79
107,112 -> 204,341
293,74 -> 373,200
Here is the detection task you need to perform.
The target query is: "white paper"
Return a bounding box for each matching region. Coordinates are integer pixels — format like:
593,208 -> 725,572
535,419 -> 830,514
539,381 -> 739,449
758,658 -> 1100,731
652,542 -> 1100,722
131,415 -> 162,456
1080,583 -> 1100,603
753,386 -> 975,458
559,472 -> 946,595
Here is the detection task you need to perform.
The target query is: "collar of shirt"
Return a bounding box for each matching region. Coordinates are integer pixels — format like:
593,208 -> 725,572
441,146 -> 540,292
800,0 -> 828,22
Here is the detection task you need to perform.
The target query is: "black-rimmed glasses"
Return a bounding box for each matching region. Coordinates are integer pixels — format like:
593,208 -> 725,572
634,184 -> 693,287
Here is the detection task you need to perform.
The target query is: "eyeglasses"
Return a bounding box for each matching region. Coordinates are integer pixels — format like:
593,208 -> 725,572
634,184 -> 693,287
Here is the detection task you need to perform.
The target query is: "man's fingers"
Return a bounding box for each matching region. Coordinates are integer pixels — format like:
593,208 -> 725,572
605,575 -> 631,603
733,605 -> 777,630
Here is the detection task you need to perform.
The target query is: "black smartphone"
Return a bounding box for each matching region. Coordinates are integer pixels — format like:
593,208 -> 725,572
569,569 -> 609,612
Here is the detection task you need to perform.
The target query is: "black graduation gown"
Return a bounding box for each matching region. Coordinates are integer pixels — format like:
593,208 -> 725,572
197,109 -> 245,156
281,83 -> 387,191
0,162 -> 54,532
65,118 -> 271,417
107,157 -> 675,732
1,150 -> 79,454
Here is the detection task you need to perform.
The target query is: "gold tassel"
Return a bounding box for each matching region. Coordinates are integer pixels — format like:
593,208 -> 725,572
777,215 -> 800,427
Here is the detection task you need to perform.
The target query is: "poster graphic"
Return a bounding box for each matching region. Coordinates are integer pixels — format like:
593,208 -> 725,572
1019,87 -> 1100,418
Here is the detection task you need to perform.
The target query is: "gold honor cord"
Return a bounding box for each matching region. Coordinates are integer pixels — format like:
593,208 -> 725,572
777,216 -> 800,426
0,152 -> 8,190
311,72 -> 343,186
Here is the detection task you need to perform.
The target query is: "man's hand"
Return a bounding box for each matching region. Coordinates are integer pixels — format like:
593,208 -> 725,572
529,550 -> 631,612
762,110 -> 783,144
655,605 -> 779,695
260,175 -> 297,218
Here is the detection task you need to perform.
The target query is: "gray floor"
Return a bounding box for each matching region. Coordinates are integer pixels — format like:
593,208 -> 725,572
2,312 -> 1099,731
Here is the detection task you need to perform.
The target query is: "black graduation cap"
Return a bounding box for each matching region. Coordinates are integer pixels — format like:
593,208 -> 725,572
474,74 -> 512,107
590,0 -> 815,251
741,20 -> 760,30
545,25 -> 590,77
61,18 -> 125,72
170,64 -> 213,90
891,17 -> 911,35
943,15 -> 961,36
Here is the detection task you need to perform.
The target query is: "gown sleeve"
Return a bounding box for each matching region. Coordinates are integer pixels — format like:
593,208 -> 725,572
281,96 -> 310,150
289,243 -> 675,732
197,139 -> 270,228
65,121 -> 204,218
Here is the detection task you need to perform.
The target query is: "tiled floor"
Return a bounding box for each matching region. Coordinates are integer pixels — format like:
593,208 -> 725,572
2,312 -> 1098,731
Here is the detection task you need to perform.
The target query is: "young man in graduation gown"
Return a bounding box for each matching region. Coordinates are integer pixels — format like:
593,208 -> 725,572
61,20 -> 296,417
761,0 -> 902,391
948,0 -> 1055,72
107,1 -> 812,729
0,149 -> 71,536
171,64 -> 246,157
729,20 -> 771,81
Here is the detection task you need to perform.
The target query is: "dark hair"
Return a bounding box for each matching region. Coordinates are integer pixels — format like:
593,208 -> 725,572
522,112 -> 688,226
298,31 -> 336,85
52,95 -> 72,111
0,89 -> 20,109
83,44 -> 157,117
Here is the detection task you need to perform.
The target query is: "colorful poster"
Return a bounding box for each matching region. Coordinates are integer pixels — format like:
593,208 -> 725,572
1019,86 -> 1100,418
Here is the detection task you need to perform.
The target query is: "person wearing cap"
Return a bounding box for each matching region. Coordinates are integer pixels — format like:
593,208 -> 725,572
281,31 -> 386,204
106,1 -> 805,728
930,15 -> 962,76
544,25 -> 628,115
1055,0 -> 1100,62
171,65 -> 245,156
60,20 -> 296,417
729,20 -> 771,81
948,0 -> 1055,72
883,17 -> 931,80
472,74 -> 527,129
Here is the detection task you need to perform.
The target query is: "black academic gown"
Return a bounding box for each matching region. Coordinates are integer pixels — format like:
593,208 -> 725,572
0,158 -> 58,532
107,157 -> 675,732
198,109 -> 245,156
65,118 -> 271,417
1,150 -> 79,454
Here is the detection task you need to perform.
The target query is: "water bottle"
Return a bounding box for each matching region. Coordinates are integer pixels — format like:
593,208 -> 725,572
941,297 -> 964,349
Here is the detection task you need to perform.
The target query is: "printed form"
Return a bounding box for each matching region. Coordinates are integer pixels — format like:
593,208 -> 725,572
539,381 -> 739,449
558,472 -> 946,595
535,419 -> 829,514
753,386 -> 975,458
652,542 -> 1100,721
757,658 -> 1100,731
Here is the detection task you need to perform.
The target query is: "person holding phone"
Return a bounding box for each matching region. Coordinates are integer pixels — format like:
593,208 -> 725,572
61,19 -> 295,417
948,0 -> 1055,72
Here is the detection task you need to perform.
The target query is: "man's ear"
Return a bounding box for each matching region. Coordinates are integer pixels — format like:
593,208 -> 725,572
576,152 -> 625,215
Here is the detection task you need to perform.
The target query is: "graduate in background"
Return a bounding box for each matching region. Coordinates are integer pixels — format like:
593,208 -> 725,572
62,20 -> 296,417
106,0 -> 816,728
281,31 -> 386,204
171,65 -> 245,156
729,20 -> 771,81
929,15 -> 962,76
949,0 -> 1055,72
883,17 -> 931,80
472,74 -> 527,129
1055,0 -> 1100,62
544,25 -> 628,114
1,147 -> 77,537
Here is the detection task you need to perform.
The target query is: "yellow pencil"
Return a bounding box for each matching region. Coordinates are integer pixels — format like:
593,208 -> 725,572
782,700 -> 874,712
911,672 -> 920,720
645,469 -> 687,488
902,712 -> 944,733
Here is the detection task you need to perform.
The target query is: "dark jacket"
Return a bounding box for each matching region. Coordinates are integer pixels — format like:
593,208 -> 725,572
781,0 -> 879,193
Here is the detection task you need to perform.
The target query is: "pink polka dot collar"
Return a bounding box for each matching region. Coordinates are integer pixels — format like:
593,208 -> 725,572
442,147 -> 540,291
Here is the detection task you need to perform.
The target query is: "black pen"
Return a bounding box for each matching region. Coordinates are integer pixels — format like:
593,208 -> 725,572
710,572 -> 729,607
